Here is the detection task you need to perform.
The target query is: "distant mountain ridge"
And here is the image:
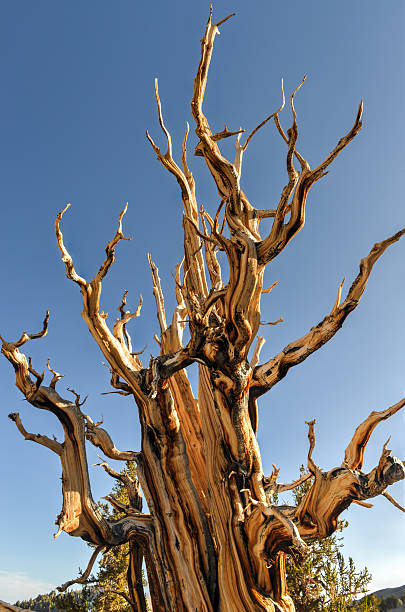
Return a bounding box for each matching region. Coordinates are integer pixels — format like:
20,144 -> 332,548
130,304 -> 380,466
373,585 -> 405,600
369,584 -> 405,611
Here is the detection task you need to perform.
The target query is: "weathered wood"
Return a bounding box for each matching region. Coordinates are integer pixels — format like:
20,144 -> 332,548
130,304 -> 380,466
0,603 -> 31,612
1,8 -> 404,612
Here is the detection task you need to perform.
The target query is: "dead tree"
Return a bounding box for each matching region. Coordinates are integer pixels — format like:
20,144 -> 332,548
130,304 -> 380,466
2,9 -> 404,612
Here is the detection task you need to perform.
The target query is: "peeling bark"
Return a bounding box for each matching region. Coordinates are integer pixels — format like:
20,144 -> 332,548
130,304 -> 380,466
2,8 -> 404,612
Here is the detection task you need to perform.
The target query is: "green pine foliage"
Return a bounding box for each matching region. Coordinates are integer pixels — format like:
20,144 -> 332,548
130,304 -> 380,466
15,585 -> 97,611
93,461 -> 147,611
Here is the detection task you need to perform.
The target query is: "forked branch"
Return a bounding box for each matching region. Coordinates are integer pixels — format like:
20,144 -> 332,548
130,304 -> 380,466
2,322 -> 152,551
295,401 -> 405,540
146,80 -> 209,299
253,227 -> 405,395
84,415 -> 139,462
257,96 -> 363,264
342,397 -> 405,470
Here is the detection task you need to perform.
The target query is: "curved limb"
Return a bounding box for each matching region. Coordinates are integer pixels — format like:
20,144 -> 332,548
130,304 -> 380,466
96,457 -> 143,513
57,545 -> 106,592
55,204 -> 145,400
113,291 -> 143,354
253,227 -> 405,396
56,206 -> 198,401
8,412 -> 62,455
257,100 -> 362,265
246,399 -> 405,579
342,397 -> 405,470
1,326 -> 152,548
382,490 -> 405,513
146,80 -> 209,300
84,415 -> 139,462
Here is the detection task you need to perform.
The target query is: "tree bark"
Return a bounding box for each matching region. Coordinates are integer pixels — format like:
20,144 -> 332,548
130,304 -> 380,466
2,8 -> 404,612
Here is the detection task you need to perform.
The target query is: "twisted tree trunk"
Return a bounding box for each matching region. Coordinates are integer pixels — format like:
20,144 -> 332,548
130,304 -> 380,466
2,9 -> 404,612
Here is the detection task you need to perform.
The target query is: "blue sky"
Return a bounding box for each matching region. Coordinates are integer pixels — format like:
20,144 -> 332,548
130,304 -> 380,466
0,0 -> 404,602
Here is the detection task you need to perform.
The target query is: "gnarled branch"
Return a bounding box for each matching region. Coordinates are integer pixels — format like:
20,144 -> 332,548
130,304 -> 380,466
84,415 -> 139,462
342,397 -> 405,470
253,228 -> 405,395
257,96 -> 362,265
57,545 -> 106,592
8,412 -> 62,455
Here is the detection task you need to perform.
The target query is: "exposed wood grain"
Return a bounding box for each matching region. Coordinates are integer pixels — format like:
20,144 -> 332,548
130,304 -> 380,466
1,8 -> 404,612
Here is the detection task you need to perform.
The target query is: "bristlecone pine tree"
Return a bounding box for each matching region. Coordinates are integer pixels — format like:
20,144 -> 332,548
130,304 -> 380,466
2,9 -> 405,612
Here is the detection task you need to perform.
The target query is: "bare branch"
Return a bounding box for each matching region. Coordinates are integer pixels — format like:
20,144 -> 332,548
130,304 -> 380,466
330,278 -> 345,315
2,324 -> 151,549
8,412 -> 62,455
153,77 -> 172,157
260,317 -> 283,326
148,254 -> 168,334
56,206 -> 145,399
310,100 -> 363,181
96,204 -> 132,282
184,215 -> 219,247
342,397 -> 405,470
276,471 -> 312,494
212,125 -> 245,142
113,293 -> 143,352
46,359 -> 64,389
352,499 -> 373,508
273,112 -> 307,170
67,387 -> 88,408
85,415 -> 139,462
305,420 -> 320,477
250,336 -> 265,369
382,490 -> 405,513
258,98 -> 363,265
262,281 -> 278,294
181,122 -> 195,193
27,357 -> 45,394
13,310 -> 50,349
106,367 -> 132,396
239,79 -> 285,152
146,80 -> 209,299
215,12 -> 235,27
254,209 -> 277,220
293,402 -> 405,541
57,545 -> 106,592
191,10 -> 240,201
253,228 -> 405,395
55,205 -> 87,287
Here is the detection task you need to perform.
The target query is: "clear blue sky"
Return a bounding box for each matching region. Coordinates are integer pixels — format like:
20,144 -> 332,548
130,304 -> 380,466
0,0 -> 404,602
